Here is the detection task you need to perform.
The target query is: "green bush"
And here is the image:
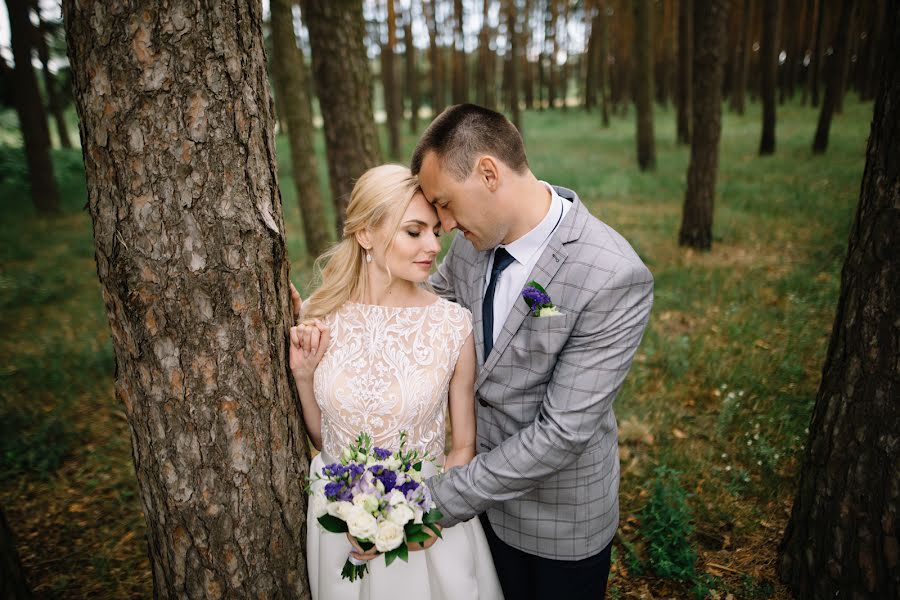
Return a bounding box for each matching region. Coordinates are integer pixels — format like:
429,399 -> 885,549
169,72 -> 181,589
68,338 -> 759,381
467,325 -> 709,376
638,465 -> 698,581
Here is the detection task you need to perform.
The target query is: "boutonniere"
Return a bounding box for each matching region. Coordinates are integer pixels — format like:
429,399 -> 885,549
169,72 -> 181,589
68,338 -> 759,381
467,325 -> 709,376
521,281 -> 562,317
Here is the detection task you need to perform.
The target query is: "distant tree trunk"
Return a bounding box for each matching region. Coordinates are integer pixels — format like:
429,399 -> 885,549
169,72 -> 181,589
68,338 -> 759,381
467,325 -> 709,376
63,1 -> 313,597
634,0 -> 656,170
658,0 -> 675,108
679,0 -> 729,250
778,6 -> 899,596
809,0 -> 825,106
547,0 -> 558,108
505,0 -> 522,132
585,0 -> 598,111
405,10 -> 420,133
759,0 -> 778,155
32,4 -> 73,149
271,0 -> 329,258
812,0 -> 855,154
383,0 -> 401,159
860,1 -> 883,102
452,0 -> 467,103
560,0 -> 569,111
304,0 -> 381,231
783,0 -> 801,101
424,0 -> 445,114
800,0 -> 818,104
834,0 -> 855,115
477,0 -> 491,107
598,0 -> 611,126
6,0 -> 59,215
729,0 -> 751,114
522,0 -> 535,110
1,506 -> 32,600
676,0 -> 693,143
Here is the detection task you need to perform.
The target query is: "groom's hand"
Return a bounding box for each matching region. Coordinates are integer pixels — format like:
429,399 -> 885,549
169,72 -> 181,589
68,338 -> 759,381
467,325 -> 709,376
290,281 -> 302,323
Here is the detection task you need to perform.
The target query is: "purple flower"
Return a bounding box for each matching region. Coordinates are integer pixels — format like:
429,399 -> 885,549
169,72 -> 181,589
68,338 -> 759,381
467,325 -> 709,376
398,480 -> 419,495
345,463 -> 365,481
324,481 -> 345,500
522,286 -> 551,306
373,447 -> 393,460
321,463 -> 345,478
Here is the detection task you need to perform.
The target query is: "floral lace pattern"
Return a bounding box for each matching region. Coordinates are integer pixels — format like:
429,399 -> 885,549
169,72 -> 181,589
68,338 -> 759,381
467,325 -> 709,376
314,298 -> 473,462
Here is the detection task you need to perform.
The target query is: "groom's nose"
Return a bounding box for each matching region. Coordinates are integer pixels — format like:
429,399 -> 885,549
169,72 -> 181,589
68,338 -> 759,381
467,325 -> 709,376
436,206 -> 457,232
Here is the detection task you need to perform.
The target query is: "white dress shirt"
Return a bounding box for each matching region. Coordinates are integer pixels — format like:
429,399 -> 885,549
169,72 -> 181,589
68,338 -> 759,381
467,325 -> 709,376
484,182 -> 572,345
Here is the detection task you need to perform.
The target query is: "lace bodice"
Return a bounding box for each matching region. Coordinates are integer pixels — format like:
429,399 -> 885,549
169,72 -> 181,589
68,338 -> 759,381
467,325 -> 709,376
313,297 -> 473,462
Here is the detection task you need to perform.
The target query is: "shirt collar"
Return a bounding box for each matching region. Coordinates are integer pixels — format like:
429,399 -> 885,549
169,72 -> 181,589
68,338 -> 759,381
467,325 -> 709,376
498,181 -> 564,266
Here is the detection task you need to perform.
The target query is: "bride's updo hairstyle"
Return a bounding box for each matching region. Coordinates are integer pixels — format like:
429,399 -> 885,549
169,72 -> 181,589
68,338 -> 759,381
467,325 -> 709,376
301,164 -> 421,322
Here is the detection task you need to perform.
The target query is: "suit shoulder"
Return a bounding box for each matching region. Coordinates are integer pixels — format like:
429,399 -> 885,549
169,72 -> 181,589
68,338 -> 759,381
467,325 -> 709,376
570,212 -> 652,283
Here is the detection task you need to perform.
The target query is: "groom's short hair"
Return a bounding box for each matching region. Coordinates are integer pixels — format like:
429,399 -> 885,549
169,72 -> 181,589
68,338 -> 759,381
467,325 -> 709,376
410,104 -> 528,181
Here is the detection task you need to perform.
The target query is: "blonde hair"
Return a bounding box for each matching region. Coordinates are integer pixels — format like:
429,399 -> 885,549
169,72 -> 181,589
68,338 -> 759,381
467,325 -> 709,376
302,164 -> 421,322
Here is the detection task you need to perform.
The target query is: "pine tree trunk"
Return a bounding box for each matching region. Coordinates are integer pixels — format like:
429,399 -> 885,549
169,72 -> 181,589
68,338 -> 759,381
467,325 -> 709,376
730,0 -> 751,114
809,0 -> 825,106
452,0 -> 467,104
523,0 -> 535,110
598,0 -> 611,126
1,506 -> 33,600
424,0 -> 445,115
679,0 -> 729,250
63,1 -> 313,597
405,11 -> 420,133
777,6 -> 899,596
834,0 -> 855,115
547,0 -> 558,108
560,0 -> 569,111
33,5 -> 73,149
676,0 -> 693,143
759,0 -> 778,155
6,0 -> 59,215
383,0 -> 401,159
271,0 -> 330,258
505,0 -> 522,132
812,0 -> 855,154
585,0 -> 599,111
634,0 -> 656,170
477,0 -> 491,107
304,0 -> 381,231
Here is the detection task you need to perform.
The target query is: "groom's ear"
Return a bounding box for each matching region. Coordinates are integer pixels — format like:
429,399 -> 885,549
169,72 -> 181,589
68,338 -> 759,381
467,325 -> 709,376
476,156 -> 500,192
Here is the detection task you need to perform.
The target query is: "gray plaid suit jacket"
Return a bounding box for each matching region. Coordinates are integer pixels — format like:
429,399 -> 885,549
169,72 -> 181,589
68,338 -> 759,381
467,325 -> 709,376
427,186 -> 653,561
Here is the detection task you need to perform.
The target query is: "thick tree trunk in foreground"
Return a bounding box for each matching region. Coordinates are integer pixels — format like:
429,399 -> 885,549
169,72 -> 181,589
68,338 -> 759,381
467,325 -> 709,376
778,5 -> 899,595
634,0 -> 656,171
63,1 -> 312,597
271,0 -> 330,258
304,0 -> 381,232
1,506 -> 32,600
679,0 -> 729,250
6,0 -> 59,215
812,0 -> 855,154
676,0 -> 693,143
758,0 -> 778,155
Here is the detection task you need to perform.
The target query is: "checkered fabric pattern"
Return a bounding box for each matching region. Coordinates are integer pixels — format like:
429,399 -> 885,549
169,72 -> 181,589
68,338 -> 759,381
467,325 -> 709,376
428,186 -> 654,561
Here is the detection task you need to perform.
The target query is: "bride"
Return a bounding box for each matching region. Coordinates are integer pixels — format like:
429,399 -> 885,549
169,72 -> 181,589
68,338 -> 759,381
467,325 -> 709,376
289,164 -> 503,599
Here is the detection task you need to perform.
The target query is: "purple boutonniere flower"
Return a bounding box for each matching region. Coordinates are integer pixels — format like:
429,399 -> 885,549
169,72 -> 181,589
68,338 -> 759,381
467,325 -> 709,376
521,280 -> 562,317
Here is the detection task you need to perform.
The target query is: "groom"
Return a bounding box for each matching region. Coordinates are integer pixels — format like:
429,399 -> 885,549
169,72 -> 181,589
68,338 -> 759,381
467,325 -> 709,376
412,104 -> 653,599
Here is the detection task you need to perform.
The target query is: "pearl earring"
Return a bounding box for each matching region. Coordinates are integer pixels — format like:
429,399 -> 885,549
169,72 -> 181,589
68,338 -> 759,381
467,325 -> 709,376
366,251 -> 372,264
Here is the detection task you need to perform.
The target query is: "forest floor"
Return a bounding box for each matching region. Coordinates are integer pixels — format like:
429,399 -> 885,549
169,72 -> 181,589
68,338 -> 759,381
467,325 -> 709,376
0,97 -> 871,598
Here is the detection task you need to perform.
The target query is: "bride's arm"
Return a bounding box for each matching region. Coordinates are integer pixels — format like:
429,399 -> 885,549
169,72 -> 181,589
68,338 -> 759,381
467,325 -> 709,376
445,333 -> 476,470
289,322 -> 329,451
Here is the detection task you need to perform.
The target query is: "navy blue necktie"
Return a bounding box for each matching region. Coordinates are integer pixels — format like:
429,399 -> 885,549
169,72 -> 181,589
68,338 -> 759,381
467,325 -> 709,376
482,247 -> 516,359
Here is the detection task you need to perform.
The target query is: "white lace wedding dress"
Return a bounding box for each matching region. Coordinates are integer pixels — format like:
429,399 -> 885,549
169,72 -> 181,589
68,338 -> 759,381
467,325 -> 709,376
306,298 -> 503,600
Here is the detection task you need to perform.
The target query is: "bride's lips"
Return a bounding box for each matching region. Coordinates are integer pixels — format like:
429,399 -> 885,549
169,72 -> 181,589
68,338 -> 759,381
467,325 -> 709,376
414,259 -> 433,269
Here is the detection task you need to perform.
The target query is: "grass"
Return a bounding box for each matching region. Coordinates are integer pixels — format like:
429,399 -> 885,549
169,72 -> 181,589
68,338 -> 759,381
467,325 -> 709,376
0,96 -> 871,598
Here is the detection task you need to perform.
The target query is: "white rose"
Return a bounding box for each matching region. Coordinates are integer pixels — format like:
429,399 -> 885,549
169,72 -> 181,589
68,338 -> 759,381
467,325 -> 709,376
353,493 -> 379,514
412,507 -> 424,524
346,506 -> 378,540
538,306 -> 561,317
327,501 -> 354,521
387,502 -> 415,526
356,452 -> 368,463
385,457 -> 402,471
373,520 -> 405,553
386,489 -> 407,506
408,468 -> 424,483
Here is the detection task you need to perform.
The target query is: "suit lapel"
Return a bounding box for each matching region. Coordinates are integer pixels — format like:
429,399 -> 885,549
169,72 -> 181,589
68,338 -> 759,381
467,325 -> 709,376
469,249 -> 491,367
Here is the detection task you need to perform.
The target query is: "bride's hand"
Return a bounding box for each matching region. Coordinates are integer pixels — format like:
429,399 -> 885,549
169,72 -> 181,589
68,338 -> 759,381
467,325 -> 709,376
347,534 -> 379,562
407,524 -> 441,552
289,321 -> 329,380
290,281 -> 303,323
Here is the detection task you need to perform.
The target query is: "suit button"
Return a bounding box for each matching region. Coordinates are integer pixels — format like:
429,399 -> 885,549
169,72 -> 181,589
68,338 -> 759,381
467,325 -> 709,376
478,397 -> 488,407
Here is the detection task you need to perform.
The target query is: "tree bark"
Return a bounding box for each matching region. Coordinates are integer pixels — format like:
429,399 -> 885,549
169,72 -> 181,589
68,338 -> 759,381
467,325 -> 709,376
547,0 -> 558,108
676,0 -> 693,143
811,0 -> 855,154
777,5 -> 900,596
304,0 -> 381,231
32,4 -> 73,149
63,1 -> 313,597
271,0 -> 330,258
383,0 -> 402,159
759,0 -> 778,155
679,0 -> 729,250
730,0 -> 752,114
522,0 -> 535,110
1,506 -> 33,600
6,0 -> 59,215
423,0 -> 445,115
505,0 -> 522,132
634,0 -> 656,170
809,0 -> 825,106
597,0 -> 611,126
405,9 -> 420,133
584,0 -> 598,111
476,0 -> 492,108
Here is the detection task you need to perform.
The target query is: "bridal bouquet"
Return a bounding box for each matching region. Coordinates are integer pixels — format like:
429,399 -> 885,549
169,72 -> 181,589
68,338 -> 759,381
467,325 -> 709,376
307,432 -> 443,582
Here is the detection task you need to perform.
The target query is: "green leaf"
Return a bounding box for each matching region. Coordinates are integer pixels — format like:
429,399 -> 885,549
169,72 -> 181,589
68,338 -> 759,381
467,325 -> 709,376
425,523 -> 443,539
406,530 -> 432,544
358,539 -> 374,551
404,523 -> 423,536
397,542 -> 409,562
384,547 -> 399,567
423,509 -> 443,524
413,461 -> 422,472
527,280 -> 547,294
318,514 -> 348,534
